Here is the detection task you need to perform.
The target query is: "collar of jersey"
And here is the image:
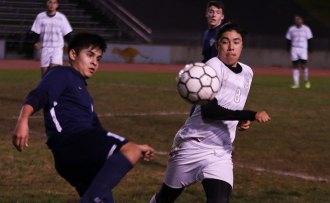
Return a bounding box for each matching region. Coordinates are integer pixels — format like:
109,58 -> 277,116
224,63 -> 242,74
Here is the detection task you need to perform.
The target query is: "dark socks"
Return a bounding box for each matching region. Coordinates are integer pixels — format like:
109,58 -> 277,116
80,152 -> 133,203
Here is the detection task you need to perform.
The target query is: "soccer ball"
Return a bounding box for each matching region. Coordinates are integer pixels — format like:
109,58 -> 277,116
176,62 -> 220,104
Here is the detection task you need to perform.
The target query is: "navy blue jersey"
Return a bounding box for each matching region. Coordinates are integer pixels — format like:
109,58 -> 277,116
202,22 -> 230,63
25,66 -> 102,136
202,25 -> 221,63
24,66 -> 130,197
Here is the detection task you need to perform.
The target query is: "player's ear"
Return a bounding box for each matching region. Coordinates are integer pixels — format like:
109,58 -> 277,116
68,49 -> 77,61
205,7 -> 210,18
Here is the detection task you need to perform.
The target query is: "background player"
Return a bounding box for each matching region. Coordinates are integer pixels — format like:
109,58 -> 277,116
12,33 -> 154,202
202,1 -> 229,62
286,14 -> 313,89
31,0 -> 72,75
150,23 -> 270,203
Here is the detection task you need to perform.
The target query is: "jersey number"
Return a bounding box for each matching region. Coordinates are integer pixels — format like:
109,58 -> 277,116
234,88 -> 241,103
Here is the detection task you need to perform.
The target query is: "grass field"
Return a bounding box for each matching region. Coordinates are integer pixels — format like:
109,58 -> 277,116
0,68 -> 329,203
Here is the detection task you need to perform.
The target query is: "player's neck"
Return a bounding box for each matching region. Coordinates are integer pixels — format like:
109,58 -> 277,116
224,62 -> 242,73
209,22 -> 221,29
47,10 -> 57,17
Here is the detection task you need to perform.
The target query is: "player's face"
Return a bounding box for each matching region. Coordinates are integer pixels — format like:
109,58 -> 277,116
206,6 -> 224,28
70,47 -> 103,79
294,16 -> 303,27
47,0 -> 58,14
217,30 -> 243,67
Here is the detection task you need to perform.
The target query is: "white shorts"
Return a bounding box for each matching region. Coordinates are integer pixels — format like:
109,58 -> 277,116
40,47 -> 63,68
291,47 -> 308,61
164,140 -> 233,189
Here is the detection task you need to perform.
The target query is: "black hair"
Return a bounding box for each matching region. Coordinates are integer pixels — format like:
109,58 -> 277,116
294,14 -> 304,18
68,32 -> 107,55
207,1 -> 225,12
216,22 -> 247,42
46,0 -> 60,3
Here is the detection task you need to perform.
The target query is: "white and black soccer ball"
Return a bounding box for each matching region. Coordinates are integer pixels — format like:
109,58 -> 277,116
176,62 -> 220,104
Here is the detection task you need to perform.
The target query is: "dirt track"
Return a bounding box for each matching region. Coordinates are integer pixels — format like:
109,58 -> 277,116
0,59 -> 329,77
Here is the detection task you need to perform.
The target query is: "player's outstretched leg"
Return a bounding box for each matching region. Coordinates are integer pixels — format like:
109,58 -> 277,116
80,152 -> 133,203
202,178 -> 232,203
150,183 -> 184,203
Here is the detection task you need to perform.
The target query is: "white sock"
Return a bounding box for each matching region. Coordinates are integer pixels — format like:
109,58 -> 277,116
293,69 -> 300,86
303,67 -> 309,82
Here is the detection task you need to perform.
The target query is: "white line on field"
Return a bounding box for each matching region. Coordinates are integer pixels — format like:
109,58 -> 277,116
98,111 -> 189,117
154,150 -> 170,156
236,164 -> 329,183
2,111 -> 189,120
7,110 -> 328,183
108,83 -> 174,91
154,150 -> 329,183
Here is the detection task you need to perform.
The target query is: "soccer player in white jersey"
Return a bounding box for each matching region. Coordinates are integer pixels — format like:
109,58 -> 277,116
150,23 -> 271,203
31,0 -> 72,75
286,14 -> 313,89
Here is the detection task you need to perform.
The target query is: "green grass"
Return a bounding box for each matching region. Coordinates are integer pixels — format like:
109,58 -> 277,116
0,69 -> 329,203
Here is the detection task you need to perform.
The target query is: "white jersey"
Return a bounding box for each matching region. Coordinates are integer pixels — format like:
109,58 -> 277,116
172,57 -> 253,151
31,11 -> 72,48
286,24 -> 313,49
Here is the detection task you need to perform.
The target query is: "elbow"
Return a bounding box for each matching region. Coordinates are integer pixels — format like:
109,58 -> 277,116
201,105 -> 216,119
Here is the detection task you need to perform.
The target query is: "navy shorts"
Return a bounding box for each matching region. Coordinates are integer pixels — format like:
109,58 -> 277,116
47,127 -> 128,196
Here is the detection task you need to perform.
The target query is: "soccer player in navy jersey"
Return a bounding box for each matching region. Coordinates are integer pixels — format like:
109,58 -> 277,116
150,23 -> 270,203
202,1 -> 229,63
13,33 -> 154,203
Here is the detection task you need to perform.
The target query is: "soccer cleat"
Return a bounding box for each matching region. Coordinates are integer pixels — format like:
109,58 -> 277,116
290,84 -> 300,89
305,81 -> 311,89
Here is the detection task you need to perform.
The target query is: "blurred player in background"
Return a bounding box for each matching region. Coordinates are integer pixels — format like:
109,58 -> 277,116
12,33 -> 154,203
31,0 -> 72,75
286,14 -> 313,89
202,1 -> 229,63
150,23 -> 271,203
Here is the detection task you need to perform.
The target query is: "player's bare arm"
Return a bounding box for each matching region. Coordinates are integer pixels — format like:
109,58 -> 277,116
13,104 -> 34,151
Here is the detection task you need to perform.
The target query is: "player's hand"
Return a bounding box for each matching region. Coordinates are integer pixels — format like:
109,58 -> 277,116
255,111 -> 271,123
138,144 -> 155,161
12,120 -> 29,152
34,43 -> 41,50
237,120 -> 251,131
